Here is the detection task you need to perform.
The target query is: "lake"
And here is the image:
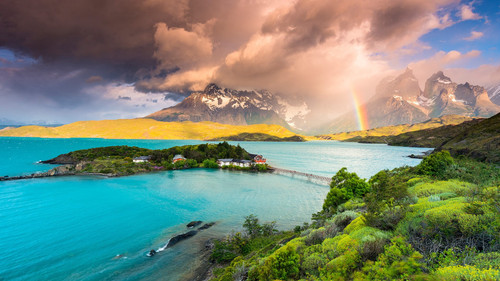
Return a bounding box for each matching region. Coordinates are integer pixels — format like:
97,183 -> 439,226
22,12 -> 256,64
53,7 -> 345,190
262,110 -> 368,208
0,137 -> 430,280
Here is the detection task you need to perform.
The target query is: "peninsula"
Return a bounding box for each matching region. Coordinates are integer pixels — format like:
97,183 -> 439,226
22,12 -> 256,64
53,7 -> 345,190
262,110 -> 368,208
0,142 -> 269,181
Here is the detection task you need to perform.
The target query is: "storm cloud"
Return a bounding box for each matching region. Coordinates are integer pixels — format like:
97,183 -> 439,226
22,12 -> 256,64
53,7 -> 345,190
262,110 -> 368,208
0,0 -> 496,123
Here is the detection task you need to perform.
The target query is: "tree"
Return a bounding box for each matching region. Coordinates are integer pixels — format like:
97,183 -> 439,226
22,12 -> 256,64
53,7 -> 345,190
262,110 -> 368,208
243,214 -> 261,238
322,168 -> 369,213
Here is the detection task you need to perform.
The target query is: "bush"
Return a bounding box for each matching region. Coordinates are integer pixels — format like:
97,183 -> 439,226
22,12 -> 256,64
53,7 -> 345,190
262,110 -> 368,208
302,252 -> 327,276
333,210 -> 359,230
360,236 -> 424,280
434,265 -> 499,281
409,179 -> 472,197
202,159 -> 219,168
416,151 -> 454,178
322,168 -> 369,213
251,245 -> 300,281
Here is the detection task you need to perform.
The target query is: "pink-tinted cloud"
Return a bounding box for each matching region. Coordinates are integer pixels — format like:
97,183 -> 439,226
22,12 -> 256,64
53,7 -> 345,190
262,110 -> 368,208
458,3 -> 482,20
464,31 -> 484,41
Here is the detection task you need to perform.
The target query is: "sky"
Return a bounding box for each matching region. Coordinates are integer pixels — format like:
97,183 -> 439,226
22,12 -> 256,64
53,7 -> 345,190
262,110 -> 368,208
0,0 -> 499,124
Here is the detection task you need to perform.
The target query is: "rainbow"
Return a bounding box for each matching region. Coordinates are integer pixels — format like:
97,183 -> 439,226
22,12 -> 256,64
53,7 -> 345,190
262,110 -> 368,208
350,86 -> 369,131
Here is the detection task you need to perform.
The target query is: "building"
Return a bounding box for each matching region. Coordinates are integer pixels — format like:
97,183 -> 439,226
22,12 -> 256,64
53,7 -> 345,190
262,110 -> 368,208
133,156 -> 151,163
235,160 -> 252,167
217,159 -> 254,168
253,154 -> 266,164
217,158 -> 233,167
172,154 -> 186,163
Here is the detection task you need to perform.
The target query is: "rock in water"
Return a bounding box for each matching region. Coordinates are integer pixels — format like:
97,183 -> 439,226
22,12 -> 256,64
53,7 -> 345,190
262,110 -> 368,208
187,221 -> 202,228
167,230 -> 198,248
198,222 -> 216,230
148,249 -> 156,257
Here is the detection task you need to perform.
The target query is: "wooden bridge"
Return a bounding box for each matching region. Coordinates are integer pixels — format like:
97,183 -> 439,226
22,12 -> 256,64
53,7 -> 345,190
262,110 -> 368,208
270,167 -> 331,186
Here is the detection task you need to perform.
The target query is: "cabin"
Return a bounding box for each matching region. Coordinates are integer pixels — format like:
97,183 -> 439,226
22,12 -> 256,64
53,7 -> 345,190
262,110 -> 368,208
172,154 -> 186,163
235,160 -> 252,168
133,156 -> 151,163
217,158 -> 253,168
253,154 -> 266,164
217,158 -> 233,167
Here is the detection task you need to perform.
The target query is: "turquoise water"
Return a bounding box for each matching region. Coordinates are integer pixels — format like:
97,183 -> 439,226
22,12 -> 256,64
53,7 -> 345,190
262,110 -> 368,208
0,138 -> 430,280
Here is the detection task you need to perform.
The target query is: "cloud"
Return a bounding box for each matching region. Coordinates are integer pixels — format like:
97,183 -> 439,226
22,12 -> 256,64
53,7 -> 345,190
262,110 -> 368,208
408,50 -> 481,86
0,0 -> 486,123
463,31 -> 484,41
153,21 -> 214,71
458,3 -> 482,20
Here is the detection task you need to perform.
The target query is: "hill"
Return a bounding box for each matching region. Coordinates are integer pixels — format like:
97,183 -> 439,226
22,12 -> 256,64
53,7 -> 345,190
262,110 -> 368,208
0,119 -> 301,140
318,115 -> 477,141
347,113 -> 500,163
439,112 -> 500,163
210,132 -> 306,142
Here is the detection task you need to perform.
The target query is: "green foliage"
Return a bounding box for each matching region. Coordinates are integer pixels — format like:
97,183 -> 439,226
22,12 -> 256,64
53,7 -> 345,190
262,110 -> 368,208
364,169 -> 411,230
360,236 -> 424,280
434,265 -> 499,281
417,150 -> 454,177
322,167 -> 369,214
471,252 -> 500,269
409,179 -> 472,197
251,245 -> 300,281
202,159 -> 219,168
243,214 -> 261,238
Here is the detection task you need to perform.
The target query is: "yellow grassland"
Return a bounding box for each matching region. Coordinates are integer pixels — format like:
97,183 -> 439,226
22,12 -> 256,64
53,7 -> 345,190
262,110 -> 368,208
0,119 -> 309,140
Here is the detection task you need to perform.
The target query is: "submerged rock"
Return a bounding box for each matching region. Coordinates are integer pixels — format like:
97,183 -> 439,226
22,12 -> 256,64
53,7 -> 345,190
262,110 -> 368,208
198,222 -> 216,230
187,221 -> 202,228
167,230 -> 198,248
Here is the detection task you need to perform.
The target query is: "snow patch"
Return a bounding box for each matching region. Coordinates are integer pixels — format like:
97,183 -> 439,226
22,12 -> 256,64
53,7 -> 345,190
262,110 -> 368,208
436,77 -> 451,84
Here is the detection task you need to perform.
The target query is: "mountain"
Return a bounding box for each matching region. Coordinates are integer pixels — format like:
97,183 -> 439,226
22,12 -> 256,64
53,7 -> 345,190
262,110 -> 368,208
324,69 -> 500,133
486,83 -> 500,106
146,84 -> 311,131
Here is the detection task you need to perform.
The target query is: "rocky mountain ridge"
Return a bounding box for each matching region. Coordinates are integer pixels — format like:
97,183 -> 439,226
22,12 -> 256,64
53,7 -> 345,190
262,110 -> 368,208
146,84 -> 311,131
324,69 -> 500,133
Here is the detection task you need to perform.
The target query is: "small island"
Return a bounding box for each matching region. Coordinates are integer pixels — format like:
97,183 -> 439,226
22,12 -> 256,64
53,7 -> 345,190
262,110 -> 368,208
1,142 -> 270,181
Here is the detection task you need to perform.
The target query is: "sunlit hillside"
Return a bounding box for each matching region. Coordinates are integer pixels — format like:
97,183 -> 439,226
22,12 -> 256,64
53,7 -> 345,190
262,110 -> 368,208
0,119 -> 303,140
319,115 -> 477,141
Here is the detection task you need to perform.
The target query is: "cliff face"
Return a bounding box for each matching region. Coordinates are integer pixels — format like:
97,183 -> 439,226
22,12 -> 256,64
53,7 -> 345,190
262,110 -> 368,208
324,69 -> 500,133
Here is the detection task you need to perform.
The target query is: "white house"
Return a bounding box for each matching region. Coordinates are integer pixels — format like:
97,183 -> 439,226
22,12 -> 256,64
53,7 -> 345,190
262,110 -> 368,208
172,154 -> 186,164
217,159 -> 253,167
133,156 -> 151,163
217,158 -> 233,167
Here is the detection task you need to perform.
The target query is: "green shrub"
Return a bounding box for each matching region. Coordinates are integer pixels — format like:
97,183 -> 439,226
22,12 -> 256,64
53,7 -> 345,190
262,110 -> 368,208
417,150 -> 454,177
302,252 -> 327,276
333,210 -> 359,230
434,265 -> 499,281
252,245 -> 300,281
471,252 -> 500,269
410,179 -> 472,197
322,168 -> 369,213
202,159 -> 219,168
360,236 -> 424,280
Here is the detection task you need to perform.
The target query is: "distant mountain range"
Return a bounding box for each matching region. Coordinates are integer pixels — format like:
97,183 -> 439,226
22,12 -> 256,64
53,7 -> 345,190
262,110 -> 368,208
146,84 -> 311,131
324,69 -> 500,133
145,70 -> 499,134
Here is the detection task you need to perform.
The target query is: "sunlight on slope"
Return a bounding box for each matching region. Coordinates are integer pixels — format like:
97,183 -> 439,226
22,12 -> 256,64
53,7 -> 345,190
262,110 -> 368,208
0,119 -> 303,140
